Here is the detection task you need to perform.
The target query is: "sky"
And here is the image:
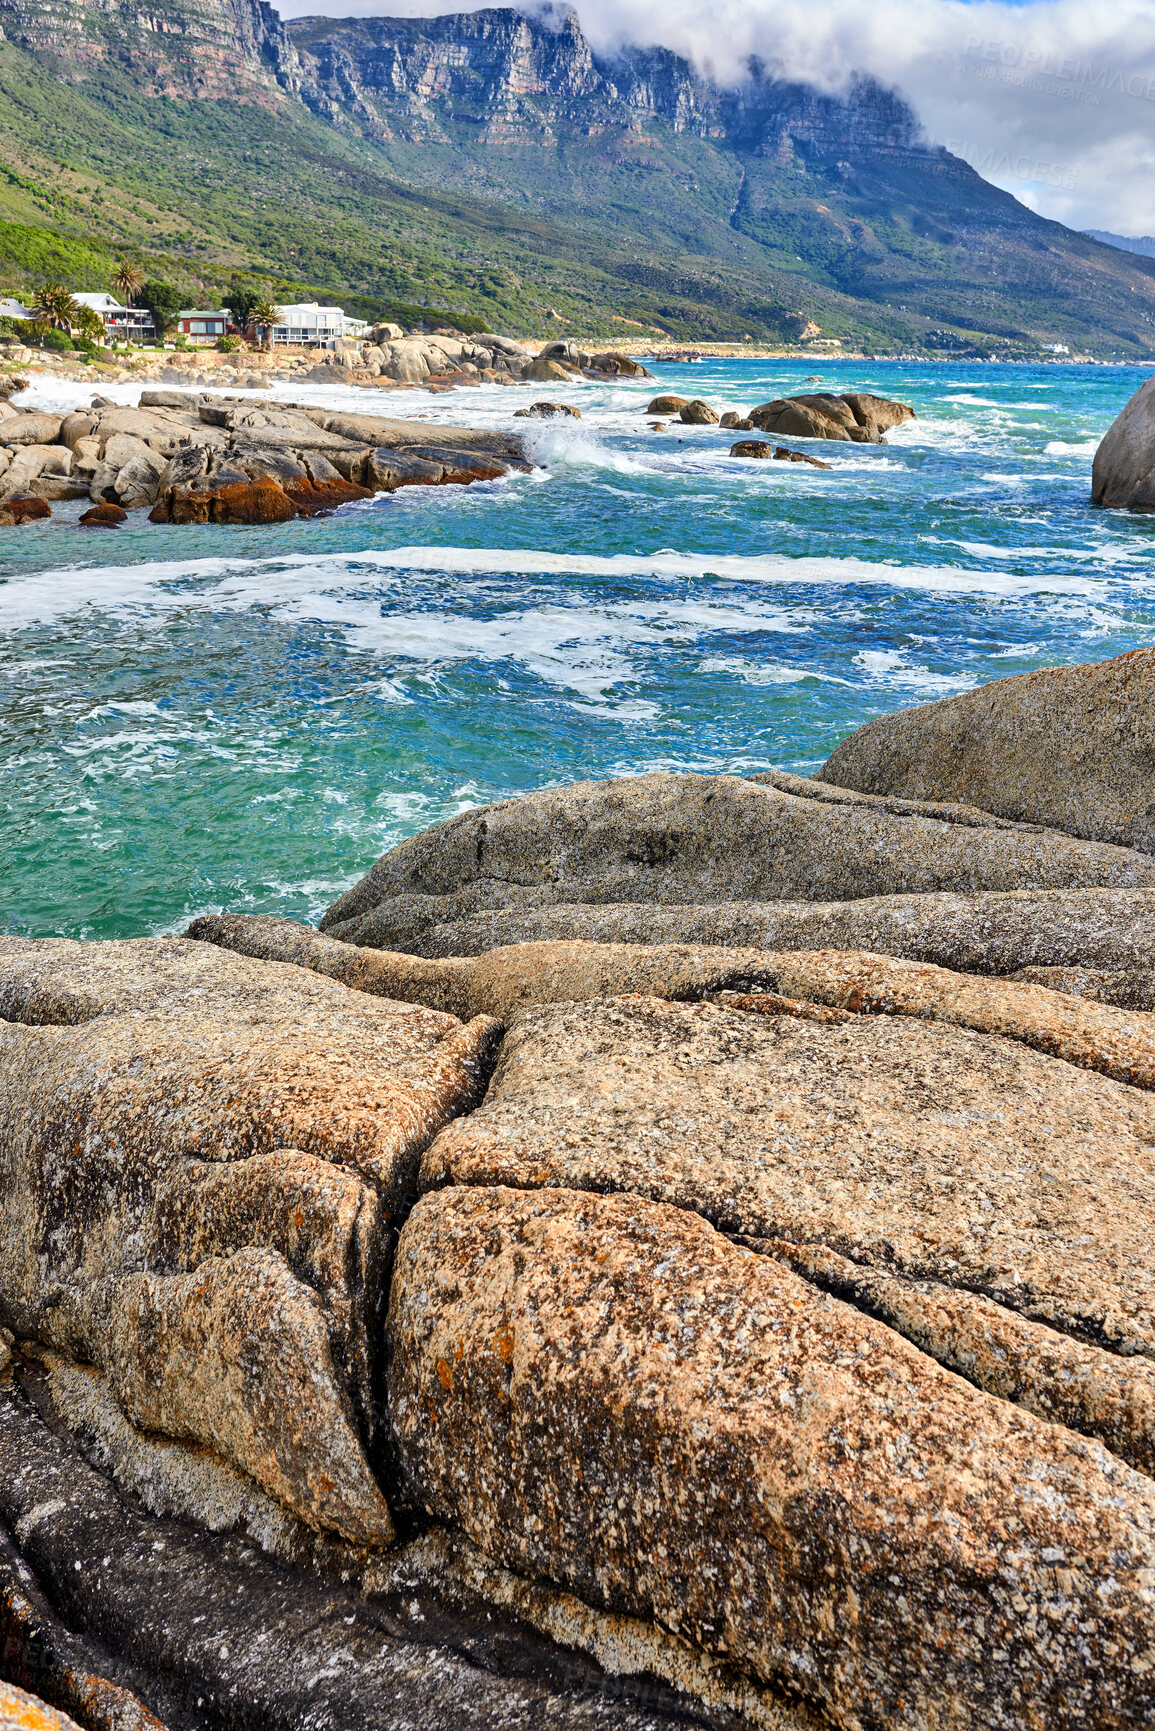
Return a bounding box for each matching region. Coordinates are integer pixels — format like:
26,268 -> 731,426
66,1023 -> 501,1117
272,0 -> 1155,234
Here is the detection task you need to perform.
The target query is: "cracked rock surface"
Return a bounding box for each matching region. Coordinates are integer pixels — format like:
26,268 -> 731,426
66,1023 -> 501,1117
388,1184 -> 1155,1731
0,936 -> 500,1543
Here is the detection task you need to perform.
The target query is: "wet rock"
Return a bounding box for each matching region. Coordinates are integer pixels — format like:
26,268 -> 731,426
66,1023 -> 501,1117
318,772 -> 1155,947
677,400 -> 718,425
730,439 -> 772,457
0,1382 -> 695,1731
718,412 -> 753,430
0,1516 -> 168,1731
773,447 -> 832,468
0,935 -> 501,1540
389,1184 -> 1155,1731
513,402 -> 582,419
0,495 -> 50,525
819,642 -> 1155,854
1092,371 -> 1155,508
748,391 -> 914,444
644,396 -> 688,414
420,988 -> 1155,1357
78,504 -> 127,528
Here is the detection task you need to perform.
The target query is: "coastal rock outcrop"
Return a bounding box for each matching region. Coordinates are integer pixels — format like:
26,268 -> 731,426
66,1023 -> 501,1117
0,935 -> 500,1543
1092,372 -> 1155,508
317,770 -> 1155,950
0,395 -> 529,522
748,391 -> 914,443
390,1184 -> 1155,1731
819,643 -> 1155,854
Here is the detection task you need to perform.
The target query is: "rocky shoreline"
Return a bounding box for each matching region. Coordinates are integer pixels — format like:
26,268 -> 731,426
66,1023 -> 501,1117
4,642 -> 1155,1731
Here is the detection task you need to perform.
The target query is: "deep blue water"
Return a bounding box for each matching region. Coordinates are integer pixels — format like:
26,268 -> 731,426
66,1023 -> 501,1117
3,357 -> 1154,939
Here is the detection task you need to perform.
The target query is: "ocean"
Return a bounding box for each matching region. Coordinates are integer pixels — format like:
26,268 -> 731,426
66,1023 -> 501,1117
3,357 -> 1153,941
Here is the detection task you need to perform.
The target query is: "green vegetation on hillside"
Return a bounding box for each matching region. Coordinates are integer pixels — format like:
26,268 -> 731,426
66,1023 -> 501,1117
0,31 -> 1152,355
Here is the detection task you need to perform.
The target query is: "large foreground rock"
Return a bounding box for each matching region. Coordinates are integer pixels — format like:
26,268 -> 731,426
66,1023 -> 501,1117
389,1185 -> 1155,1731
420,989 -> 1155,1360
819,644 -> 1155,854
1093,371 -> 1155,508
0,936 -> 500,1543
319,770 -> 1155,947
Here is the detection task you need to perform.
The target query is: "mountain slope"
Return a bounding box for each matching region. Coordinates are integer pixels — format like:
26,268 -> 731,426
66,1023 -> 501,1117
0,0 -> 1152,353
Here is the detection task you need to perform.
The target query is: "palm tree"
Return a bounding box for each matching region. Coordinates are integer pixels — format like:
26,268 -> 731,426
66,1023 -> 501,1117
250,295 -> 282,349
112,261 -> 144,305
28,283 -> 82,332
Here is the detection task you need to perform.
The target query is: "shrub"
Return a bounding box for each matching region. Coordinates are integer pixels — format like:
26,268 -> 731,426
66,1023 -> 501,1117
216,333 -> 242,353
42,329 -> 74,352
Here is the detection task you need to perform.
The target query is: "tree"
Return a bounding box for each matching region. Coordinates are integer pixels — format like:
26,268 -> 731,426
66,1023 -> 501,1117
138,280 -> 182,341
223,280 -> 262,335
250,295 -> 282,349
74,305 -> 106,345
28,283 -> 81,332
112,260 -> 143,305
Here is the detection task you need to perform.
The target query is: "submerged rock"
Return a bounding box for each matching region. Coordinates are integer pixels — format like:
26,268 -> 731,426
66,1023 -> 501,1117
819,643 -> 1155,855
513,402 -> 582,419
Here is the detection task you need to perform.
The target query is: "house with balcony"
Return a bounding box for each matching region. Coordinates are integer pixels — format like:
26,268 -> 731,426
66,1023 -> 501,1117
177,309 -> 229,345
264,302 -> 370,347
75,293 -> 155,343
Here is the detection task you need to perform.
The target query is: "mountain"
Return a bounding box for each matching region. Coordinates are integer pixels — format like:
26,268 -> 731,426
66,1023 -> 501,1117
1084,230 -> 1155,260
1,0 -> 1154,354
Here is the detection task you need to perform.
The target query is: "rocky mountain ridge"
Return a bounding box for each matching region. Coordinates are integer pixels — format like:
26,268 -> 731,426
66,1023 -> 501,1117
2,0 -> 1155,350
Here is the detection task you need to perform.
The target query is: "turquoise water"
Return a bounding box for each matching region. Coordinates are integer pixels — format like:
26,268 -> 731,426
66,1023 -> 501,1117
4,357 -> 1155,940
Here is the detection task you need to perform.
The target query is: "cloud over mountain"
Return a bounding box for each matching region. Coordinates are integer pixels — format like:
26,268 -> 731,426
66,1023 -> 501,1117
272,0 -> 1155,231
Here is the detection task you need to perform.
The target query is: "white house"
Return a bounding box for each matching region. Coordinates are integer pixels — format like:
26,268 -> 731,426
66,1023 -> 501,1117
0,297 -> 29,322
75,293 -> 155,342
177,309 -> 229,345
265,302 -> 370,347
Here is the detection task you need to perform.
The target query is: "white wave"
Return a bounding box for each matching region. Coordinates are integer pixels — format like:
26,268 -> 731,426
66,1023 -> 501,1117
1045,439 -> 1100,455
0,541 -> 1119,639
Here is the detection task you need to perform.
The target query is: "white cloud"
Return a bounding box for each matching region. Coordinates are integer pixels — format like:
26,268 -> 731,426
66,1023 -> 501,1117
272,0 -> 1155,233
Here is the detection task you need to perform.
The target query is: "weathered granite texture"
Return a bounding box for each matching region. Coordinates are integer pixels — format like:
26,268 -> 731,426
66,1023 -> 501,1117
364,886 -> 1155,1001
819,644 -> 1155,854
421,992 -> 1155,1358
0,1683 -> 85,1731
389,1185 -> 1155,1731
189,916 -> 1155,1093
319,771 -> 1155,948
189,914 -> 841,1022
0,1378 -> 705,1731
0,1516 -> 168,1731
0,936 -> 500,1543
756,1237 -> 1155,1476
